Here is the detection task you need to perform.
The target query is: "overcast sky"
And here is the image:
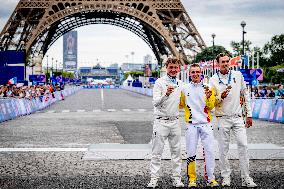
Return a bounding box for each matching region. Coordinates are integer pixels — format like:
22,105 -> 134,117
0,0 -> 283,68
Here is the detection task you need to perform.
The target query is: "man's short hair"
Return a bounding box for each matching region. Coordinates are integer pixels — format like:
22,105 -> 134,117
165,57 -> 182,67
216,52 -> 231,63
189,63 -> 201,71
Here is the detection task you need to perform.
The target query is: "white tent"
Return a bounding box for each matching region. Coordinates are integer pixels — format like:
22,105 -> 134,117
123,74 -> 134,86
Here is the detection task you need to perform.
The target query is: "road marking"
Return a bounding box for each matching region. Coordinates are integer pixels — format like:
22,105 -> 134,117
77,109 -> 86,112
122,109 -> 131,112
62,110 -> 70,113
93,109 -> 102,112
47,110 -> 55,113
137,109 -> 146,112
107,109 -> 116,112
0,148 -> 88,152
100,88 -> 104,109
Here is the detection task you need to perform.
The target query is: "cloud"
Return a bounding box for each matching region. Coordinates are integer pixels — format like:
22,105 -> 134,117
181,0 -> 284,50
1,0 -> 283,66
0,1 -> 18,18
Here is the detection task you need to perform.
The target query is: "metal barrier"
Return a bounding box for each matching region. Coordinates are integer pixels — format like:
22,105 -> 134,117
0,86 -> 82,123
121,86 -> 284,123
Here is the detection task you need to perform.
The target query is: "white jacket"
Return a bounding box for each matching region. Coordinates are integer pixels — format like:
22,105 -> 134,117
153,75 -> 183,117
209,70 -> 252,117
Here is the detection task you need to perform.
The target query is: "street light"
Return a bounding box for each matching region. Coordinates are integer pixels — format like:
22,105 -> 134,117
46,55 -> 49,75
51,57 -> 54,74
241,21 -> 247,68
211,33 -> 216,75
56,60 -> 58,73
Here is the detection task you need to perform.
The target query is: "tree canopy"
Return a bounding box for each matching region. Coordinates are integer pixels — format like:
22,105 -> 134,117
192,34 -> 284,84
194,45 -> 229,63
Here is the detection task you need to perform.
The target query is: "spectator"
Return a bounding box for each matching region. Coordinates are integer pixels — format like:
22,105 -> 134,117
252,87 -> 260,98
259,86 -> 268,97
276,84 -> 284,98
268,88 -> 275,98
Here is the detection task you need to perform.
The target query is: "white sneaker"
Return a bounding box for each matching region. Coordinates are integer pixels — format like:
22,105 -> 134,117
222,177 -> 231,187
188,180 -> 197,188
172,177 -> 184,188
242,176 -> 257,188
147,178 -> 158,188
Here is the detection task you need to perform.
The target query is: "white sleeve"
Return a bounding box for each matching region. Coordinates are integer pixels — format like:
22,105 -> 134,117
152,80 -> 169,107
209,76 -> 223,104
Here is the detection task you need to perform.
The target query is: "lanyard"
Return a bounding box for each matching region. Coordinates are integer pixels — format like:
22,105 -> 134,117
166,74 -> 177,85
217,70 -> 232,86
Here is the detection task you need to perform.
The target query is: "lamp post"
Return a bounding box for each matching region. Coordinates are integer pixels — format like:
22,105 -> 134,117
60,62 -> 63,74
51,57 -> 54,74
46,55 -> 49,76
211,33 -> 216,75
46,55 -> 49,83
241,21 -> 246,68
56,60 -> 58,73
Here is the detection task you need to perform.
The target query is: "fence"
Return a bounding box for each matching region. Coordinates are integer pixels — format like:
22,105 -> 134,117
0,86 -> 82,123
121,86 -> 284,123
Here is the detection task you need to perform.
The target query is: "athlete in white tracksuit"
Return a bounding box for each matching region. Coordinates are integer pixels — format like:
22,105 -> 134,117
209,53 -> 257,187
148,58 -> 184,188
179,64 -> 218,188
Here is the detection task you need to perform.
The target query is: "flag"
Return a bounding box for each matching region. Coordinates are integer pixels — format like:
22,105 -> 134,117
230,55 -> 241,66
242,55 -> 249,66
8,77 -> 17,84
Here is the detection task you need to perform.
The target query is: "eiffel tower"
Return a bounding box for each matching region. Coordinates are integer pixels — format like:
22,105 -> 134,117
0,0 -> 206,65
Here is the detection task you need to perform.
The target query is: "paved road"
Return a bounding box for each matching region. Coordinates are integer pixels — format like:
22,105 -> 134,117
0,88 -> 283,188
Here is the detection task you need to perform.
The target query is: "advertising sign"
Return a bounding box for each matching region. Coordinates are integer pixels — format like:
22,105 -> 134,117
63,31 -> 77,70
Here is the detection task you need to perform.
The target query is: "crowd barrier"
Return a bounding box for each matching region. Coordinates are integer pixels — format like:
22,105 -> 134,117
0,86 -> 82,123
121,86 -> 153,96
83,85 -> 116,89
121,86 -> 284,123
251,98 -> 284,123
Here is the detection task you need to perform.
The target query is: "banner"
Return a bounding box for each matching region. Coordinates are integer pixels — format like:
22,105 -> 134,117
63,31 -> 78,70
0,86 -> 82,123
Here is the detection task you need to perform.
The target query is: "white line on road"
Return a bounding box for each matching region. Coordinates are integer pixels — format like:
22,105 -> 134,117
77,109 -> 86,112
47,110 -> 55,113
100,88 -> 104,109
122,109 -> 131,112
137,109 -> 146,112
93,109 -> 102,112
107,109 -> 116,112
0,148 -> 88,152
62,110 -> 70,113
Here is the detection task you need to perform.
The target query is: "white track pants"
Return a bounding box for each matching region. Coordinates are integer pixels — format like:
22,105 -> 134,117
150,119 -> 182,179
217,116 -> 250,178
186,123 -> 216,180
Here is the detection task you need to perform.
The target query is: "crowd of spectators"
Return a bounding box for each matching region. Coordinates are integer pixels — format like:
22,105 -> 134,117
252,84 -> 284,98
0,84 -> 64,100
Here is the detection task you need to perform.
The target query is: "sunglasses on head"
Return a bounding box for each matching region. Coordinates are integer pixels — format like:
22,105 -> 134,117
216,52 -> 231,60
191,70 -> 201,74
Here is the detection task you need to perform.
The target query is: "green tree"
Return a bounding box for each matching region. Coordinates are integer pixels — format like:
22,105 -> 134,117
260,34 -> 284,83
194,45 -> 229,63
123,71 -> 144,80
263,34 -> 284,67
151,70 -> 160,78
230,40 -> 252,56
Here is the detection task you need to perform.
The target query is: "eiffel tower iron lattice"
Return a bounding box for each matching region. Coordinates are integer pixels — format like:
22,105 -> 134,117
0,0 -> 206,65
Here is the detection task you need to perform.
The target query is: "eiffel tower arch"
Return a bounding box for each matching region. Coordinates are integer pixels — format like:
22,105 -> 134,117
0,0 -> 206,65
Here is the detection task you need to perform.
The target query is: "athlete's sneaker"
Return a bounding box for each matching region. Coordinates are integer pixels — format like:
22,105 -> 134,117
147,178 -> 158,188
172,177 -> 184,188
207,179 -> 219,187
242,176 -> 257,188
222,177 -> 231,187
188,180 -> 197,188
